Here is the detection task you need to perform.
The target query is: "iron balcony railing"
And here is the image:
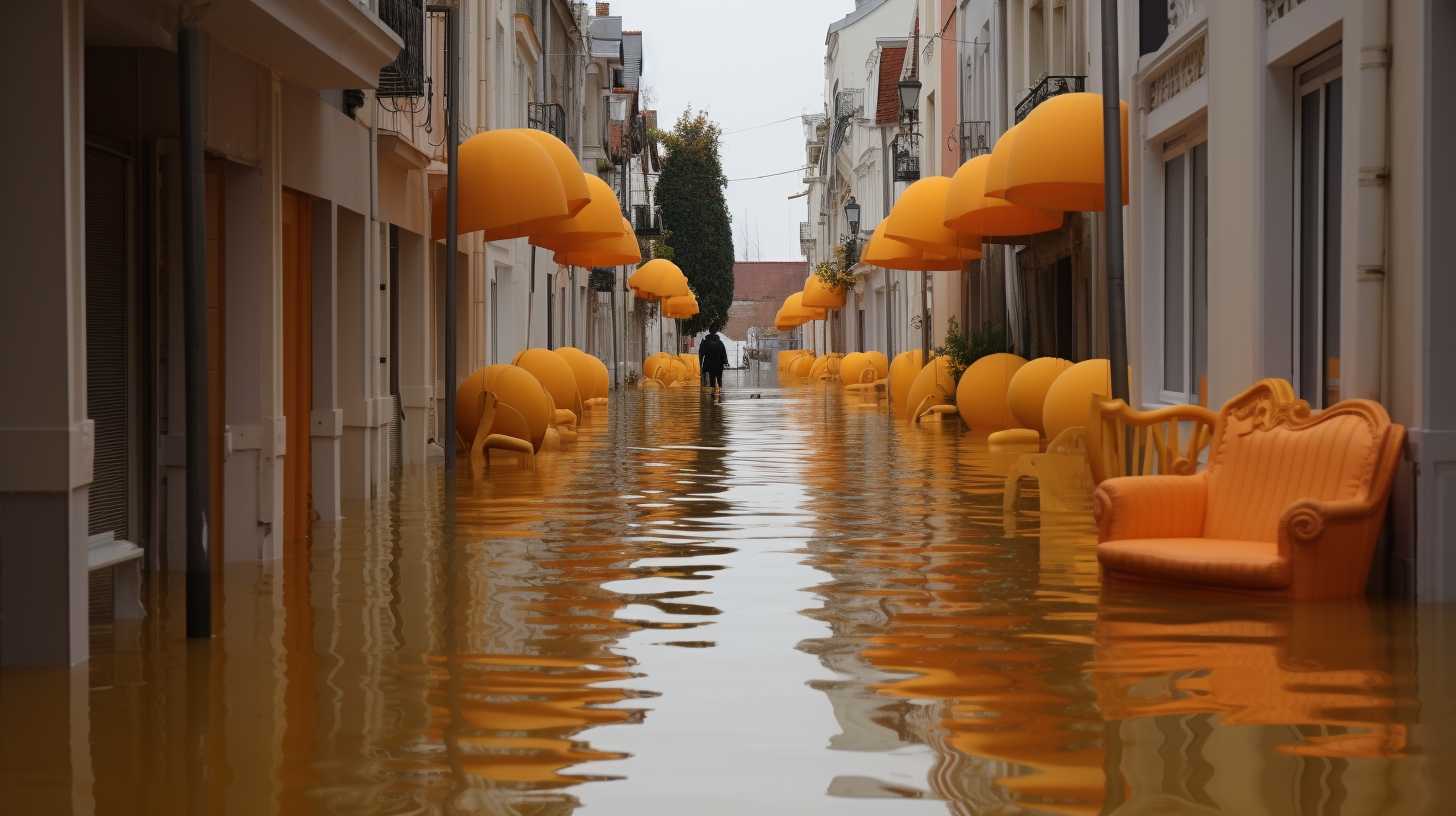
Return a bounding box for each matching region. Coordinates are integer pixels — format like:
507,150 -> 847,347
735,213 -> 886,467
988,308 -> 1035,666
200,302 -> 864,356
630,187 -> 662,236
799,222 -> 814,243
955,120 -> 992,162
528,102 -> 567,141
377,0 -> 425,97
892,132 -> 921,182
1014,74 -> 1086,123
830,89 -> 864,157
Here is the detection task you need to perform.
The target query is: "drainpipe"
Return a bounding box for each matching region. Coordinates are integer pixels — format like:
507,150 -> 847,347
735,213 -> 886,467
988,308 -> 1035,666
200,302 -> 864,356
1100,0 -> 1130,403
1351,0 -> 1389,402
881,125 -> 893,357
997,0 -> 1021,349
444,6 -> 461,475
178,22 -> 210,639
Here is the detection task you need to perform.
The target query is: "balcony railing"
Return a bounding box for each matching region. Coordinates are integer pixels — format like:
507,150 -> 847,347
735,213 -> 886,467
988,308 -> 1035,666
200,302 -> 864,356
955,120 -> 992,163
799,222 -> 814,243
528,102 -> 567,142
630,187 -> 661,236
830,88 -> 864,157
1014,75 -> 1086,123
377,0 -> 425,97
892,132 -> 921,182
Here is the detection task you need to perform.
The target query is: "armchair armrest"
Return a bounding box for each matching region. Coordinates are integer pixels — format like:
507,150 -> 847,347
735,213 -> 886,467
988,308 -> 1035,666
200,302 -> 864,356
1279,496 -> 1389,600
1094,473 -> 1208,542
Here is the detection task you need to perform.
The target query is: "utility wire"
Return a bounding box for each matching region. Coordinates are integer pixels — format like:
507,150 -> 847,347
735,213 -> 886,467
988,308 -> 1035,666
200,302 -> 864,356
722,115 -> 802,136
726,165 -> 810,183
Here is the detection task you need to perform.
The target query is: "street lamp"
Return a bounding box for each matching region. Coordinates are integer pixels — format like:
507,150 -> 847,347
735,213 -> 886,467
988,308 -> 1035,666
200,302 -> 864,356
897,76 -> 921,126
844,195 -> 861,263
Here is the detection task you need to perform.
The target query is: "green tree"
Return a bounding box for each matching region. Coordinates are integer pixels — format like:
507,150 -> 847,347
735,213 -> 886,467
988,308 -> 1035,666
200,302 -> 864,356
656,110 -> 734,336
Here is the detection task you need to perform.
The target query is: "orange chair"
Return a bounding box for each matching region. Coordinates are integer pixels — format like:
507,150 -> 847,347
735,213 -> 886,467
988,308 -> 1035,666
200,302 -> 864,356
1094,379 -> 1405,600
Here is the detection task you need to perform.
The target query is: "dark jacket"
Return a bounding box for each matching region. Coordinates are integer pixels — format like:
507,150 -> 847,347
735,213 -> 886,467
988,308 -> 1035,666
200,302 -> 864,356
698,333 -> 728,371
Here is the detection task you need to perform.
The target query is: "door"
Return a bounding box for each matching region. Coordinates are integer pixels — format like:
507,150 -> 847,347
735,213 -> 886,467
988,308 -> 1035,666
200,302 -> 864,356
1294,49 -> 1342,408
281,189 -> 312,548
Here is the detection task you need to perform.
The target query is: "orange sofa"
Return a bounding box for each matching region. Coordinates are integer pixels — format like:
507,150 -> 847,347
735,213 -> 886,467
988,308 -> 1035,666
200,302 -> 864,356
1094,379 -> 1405,599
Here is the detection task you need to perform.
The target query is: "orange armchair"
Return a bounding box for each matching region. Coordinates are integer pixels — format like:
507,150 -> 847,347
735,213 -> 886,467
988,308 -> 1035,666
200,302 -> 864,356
1094,379 -> 1406,600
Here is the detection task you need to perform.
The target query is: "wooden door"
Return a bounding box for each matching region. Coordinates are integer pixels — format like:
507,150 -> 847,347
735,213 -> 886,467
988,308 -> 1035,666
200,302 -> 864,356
204,159 -> 226,574
281,189 -> 312,548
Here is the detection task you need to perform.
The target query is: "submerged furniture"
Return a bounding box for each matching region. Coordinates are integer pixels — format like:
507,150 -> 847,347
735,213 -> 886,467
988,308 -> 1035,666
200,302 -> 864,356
1002,426 -> 1095,535
1094,379 -> 1406,599
1088,398 -> 1218,484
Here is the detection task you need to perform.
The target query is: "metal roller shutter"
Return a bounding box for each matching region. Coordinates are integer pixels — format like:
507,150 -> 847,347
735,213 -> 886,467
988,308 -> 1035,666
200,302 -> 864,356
86,147 -> 132,622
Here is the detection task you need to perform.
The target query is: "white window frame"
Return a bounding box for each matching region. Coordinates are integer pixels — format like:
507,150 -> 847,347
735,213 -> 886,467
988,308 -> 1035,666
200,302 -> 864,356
1291,47 -> 1342,407
1157,123 -> 1208,407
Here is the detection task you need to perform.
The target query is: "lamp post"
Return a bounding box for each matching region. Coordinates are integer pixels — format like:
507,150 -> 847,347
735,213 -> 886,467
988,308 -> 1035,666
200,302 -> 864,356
897,76 -> 922,128
843,195 -> 861,261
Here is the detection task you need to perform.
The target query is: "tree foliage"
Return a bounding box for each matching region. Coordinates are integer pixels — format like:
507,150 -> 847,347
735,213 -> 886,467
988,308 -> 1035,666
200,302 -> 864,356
656,110 -> 735,336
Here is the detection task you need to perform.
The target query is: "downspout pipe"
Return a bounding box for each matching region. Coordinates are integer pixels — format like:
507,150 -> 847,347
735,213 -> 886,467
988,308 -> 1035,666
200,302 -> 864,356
1352,0 -> 1389,402
1100,0 -> 1130,403
444,6 -> 461,476
178,23 -> 210,639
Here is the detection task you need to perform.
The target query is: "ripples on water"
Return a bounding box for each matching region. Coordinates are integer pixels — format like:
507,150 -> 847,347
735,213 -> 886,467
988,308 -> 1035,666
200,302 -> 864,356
3,370 -> 1451,814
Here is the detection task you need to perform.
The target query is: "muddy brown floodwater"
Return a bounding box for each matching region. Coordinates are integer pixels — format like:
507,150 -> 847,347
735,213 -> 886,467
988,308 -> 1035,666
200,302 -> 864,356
3,370 -> 1453,814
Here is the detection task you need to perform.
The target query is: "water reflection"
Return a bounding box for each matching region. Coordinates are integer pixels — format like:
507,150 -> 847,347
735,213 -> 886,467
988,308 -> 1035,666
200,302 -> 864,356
0,373 -> 1446,814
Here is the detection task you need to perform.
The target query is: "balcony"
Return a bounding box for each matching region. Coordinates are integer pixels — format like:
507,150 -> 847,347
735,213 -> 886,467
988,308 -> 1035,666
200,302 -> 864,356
956,120 -> 992,163
892,132 -> 921,182
528,102 -> 567,142
376,0 -> 424,97
1014,75 -> 1086,123
830,89 -> 864,157
630,188 -> 662,237
799,222 -> 814,243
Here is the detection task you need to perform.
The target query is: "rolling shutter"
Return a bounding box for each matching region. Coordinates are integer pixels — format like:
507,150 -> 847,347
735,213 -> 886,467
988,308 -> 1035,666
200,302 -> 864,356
86,147 -> 132,622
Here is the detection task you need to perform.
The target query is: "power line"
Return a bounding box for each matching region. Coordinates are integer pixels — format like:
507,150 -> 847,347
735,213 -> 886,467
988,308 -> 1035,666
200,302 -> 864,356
722,115 -> 801,136
726,165 -> 809,183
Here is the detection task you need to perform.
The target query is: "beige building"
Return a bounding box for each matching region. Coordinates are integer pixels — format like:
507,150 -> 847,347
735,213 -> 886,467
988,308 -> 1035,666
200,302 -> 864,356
0,0 -> 654,668
1122,0 -> 1456,599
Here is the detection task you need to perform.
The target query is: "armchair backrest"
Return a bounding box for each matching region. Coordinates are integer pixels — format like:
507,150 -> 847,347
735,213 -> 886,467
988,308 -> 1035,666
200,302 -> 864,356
1202,379 -> 1401,542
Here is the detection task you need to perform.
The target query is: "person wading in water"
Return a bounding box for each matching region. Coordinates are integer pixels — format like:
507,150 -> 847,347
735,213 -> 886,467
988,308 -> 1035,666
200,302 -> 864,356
698,326 -> 729,393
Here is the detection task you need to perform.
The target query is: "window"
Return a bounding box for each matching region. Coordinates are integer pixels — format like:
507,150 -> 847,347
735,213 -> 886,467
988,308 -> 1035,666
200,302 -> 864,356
1160,134 -> 1208,404
1295,50 -> 1342,408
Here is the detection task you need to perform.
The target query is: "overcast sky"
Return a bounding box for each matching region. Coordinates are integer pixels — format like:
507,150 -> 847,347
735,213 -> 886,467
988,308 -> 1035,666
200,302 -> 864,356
605,0 -> 851,262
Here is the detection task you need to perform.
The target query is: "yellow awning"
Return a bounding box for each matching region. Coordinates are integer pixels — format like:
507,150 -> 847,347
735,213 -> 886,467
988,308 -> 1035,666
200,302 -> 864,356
530,174 -> 630,250
945,154 -> 1063,237
553,218 -> 642,266
430,130 -> 570,241
996,92 -> 1130,212
862,222 -> 967,272
883,176 -> 982,259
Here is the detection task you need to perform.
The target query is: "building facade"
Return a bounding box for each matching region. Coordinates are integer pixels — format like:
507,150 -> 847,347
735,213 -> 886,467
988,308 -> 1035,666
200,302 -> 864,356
1121,0 -> 1456,599
801,0 -> 1454,599
0,0 -> 657,667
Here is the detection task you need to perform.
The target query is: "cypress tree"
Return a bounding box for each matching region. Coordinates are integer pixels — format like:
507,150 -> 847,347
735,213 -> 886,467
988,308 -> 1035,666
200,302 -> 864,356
656,110 -> 735,337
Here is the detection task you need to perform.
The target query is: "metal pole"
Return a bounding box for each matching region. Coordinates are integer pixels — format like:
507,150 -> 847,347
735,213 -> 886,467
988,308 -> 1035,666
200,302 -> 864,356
610,277 -> 620,388
1101,0 -> 1129,403
178,24 -> 210,639
920,270 -> 930,359
444,6 -> 460,476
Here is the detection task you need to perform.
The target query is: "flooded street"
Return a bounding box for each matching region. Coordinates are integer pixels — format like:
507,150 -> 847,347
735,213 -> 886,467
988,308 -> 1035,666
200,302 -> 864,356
3,371 -> 1452,814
